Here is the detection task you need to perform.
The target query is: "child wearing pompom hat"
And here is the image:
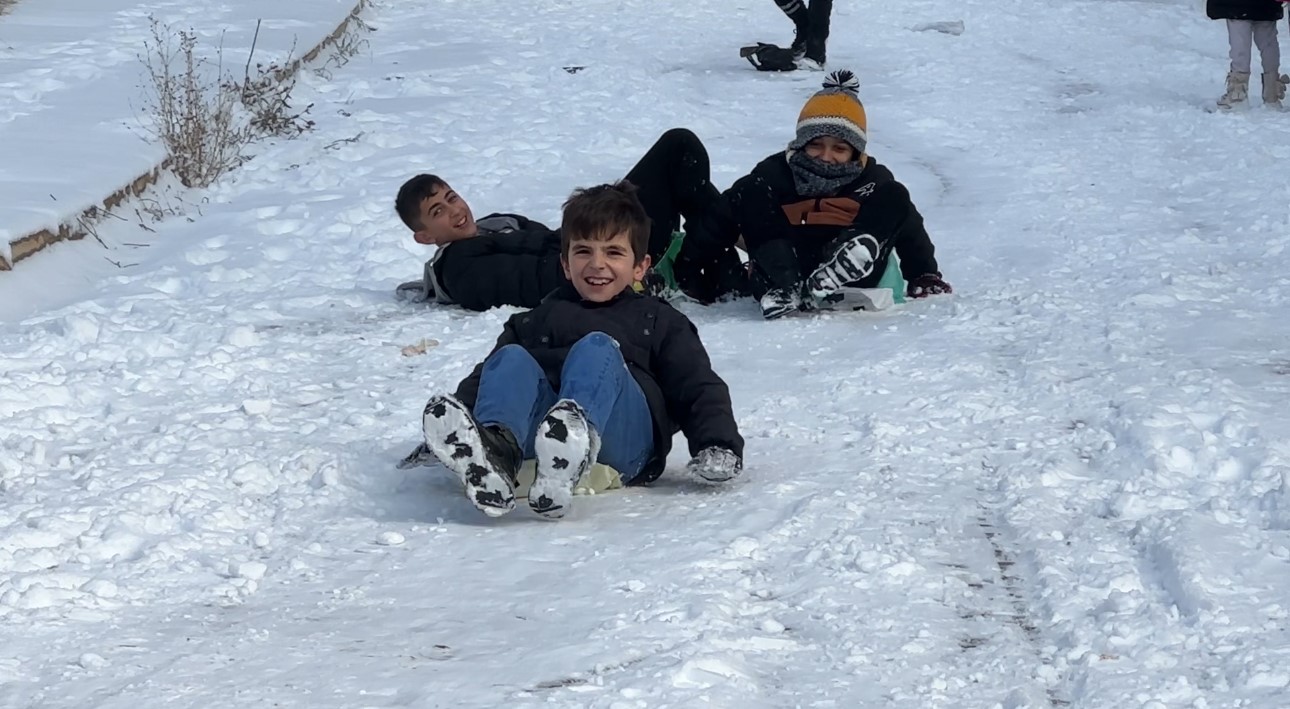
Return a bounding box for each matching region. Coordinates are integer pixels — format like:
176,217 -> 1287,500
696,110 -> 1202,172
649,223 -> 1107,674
724,70 -> 952,319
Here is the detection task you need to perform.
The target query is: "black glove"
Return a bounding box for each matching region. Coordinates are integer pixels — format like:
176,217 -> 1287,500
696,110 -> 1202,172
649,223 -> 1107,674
907,272 -> 953,298
687,446 -> 743,483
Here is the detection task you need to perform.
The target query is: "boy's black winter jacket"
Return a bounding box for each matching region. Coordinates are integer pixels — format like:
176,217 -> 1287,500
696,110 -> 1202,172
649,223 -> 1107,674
1207,0 -> 1283,21
434,213 -> 568,311
455,285 -> 743,483
724,153 -> 939,291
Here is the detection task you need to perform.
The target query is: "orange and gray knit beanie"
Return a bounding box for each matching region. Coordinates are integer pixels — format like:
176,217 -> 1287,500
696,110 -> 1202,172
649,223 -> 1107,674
787,70 -> 867,156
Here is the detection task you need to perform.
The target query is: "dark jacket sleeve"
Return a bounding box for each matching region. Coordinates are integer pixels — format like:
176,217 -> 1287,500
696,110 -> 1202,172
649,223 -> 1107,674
453,316 -> 522,408
437,230 -> 566,311
652,308 -> 744,458
850,180 -> 940,280
892,194 -> 939,280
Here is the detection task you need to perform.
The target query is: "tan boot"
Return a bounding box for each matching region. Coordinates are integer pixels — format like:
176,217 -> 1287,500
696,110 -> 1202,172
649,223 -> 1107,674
1217,71 -> 1250,110
1262,71 -> 1288,108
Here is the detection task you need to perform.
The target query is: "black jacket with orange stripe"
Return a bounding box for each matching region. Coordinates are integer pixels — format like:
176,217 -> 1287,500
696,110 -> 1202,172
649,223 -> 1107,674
723,152 -> 940,294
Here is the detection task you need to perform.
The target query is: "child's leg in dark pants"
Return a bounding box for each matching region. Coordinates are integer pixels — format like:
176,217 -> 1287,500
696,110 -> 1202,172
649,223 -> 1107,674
623,129 -> 746,303
774,0 -> 809,30
623,128 -> 722,260
805,0 -> 833,62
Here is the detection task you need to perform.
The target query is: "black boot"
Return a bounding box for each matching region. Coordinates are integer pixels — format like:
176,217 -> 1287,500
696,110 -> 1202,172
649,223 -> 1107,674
802,0 -> 832,69
801,37 -> 826,70
789,22 -> 810,59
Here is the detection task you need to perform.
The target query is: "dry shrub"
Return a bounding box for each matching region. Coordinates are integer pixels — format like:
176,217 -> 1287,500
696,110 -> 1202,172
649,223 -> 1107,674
137,17 -> 319,189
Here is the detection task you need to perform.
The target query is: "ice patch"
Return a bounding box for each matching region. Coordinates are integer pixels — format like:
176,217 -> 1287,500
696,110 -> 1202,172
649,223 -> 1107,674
232,561 -> 267,581
224,325 -> 261,348
670,655 -> 755,690
77,653 -> 108,669
240,399 -> 273,416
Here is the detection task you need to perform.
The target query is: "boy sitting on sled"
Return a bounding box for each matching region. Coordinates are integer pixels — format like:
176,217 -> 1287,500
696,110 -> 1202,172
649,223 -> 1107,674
416,180 -> 745,519
725,70 -> 953,319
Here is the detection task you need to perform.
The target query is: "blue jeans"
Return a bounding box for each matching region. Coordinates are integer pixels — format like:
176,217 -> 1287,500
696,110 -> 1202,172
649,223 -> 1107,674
472,332 -> 655,482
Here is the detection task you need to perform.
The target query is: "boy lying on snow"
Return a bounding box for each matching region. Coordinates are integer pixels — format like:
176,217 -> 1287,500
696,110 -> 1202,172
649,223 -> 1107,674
415,181 -> 745,520
722,70 -> 953,319
393,129 -> 747,311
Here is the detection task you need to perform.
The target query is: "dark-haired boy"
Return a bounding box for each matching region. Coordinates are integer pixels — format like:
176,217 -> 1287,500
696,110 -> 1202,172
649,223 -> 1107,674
393,129 -> 746,311
417,181 -> 745,519
393,173 -> 565,312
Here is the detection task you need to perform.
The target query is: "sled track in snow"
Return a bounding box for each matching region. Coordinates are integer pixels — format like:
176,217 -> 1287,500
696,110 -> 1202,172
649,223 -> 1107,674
975,504 -> 1070,708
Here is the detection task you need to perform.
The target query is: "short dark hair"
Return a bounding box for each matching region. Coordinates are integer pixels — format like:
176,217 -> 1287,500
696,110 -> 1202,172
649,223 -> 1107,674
394,174 -> 448,231
560,180 -> 651,263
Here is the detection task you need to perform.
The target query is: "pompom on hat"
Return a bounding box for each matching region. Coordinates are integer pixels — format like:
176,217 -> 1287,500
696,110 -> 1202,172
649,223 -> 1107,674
787,70 -> 867,157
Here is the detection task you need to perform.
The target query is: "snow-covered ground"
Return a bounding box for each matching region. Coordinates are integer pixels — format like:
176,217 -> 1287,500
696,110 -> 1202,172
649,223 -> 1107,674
3,0 -> 1290,706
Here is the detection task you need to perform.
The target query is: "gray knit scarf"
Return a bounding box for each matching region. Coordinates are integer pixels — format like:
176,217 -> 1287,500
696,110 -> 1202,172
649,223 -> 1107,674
787,150 -> 863,198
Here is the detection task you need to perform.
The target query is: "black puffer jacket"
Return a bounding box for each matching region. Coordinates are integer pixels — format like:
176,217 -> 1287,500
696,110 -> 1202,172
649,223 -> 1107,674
455,285 -> 743,483
725,153 -> 939,292
1207,0 -> 1283,21
433,213 -> 568,311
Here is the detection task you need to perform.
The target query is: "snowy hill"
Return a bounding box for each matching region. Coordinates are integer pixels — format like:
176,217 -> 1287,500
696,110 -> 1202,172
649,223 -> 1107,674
2,0 -> 1289,706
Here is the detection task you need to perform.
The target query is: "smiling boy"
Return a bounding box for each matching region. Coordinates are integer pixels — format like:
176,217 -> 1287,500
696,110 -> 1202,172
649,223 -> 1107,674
725,70 -> 952,319
416,181 -> 745,519
394,175 -> 566,311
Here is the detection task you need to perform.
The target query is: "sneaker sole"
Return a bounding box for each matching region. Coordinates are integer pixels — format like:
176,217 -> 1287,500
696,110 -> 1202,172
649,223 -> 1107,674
422,396 -> 515,517
530,401 -> 596,520
806,233 -> 879,300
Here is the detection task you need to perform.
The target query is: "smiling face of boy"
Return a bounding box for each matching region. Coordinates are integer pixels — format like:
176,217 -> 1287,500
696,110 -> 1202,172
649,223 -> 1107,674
411,183 -> 478,246
804,135 -> 858,164
561,231 -> 651,303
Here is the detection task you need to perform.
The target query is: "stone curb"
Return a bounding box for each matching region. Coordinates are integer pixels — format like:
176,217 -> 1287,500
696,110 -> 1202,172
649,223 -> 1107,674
0,0 -> 368,272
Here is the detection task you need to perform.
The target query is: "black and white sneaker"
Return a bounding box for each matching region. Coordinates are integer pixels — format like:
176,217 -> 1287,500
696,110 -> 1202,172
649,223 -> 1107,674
805,232 -> 879,300
530,399 -> 600,520
422,394 -> 522,517
759,287 -> 802,320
